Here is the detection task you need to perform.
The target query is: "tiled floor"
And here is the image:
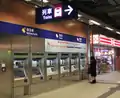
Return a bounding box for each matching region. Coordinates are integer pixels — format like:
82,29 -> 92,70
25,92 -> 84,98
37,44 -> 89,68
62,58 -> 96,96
96,71 -> 120,84
26,71 -> 120,98
29,81 -> 117,98
107,91 -> 120,98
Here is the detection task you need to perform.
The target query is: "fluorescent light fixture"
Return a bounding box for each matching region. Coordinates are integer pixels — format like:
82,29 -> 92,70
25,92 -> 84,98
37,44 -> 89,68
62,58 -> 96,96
81,20 -> 84,22
77,17 -> 81,20
116,31 -> 120,34
89,20 -> 101,26
39,0 -> 49,3
35,5 -> 38,8
43,0 -> 49,3
105,26 -> 113,31
78,14 -> 82,17
25,0 -> 31,1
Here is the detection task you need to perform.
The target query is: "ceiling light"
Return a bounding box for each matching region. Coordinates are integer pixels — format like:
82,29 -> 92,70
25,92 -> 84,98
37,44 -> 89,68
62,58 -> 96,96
43,0 -> 49,3
78,14 -> 82,17
35,5 -> 38,8
81,20 -> 83,22
116,31 -> 120,34
77,17 -> 81,20
89,20 -> 101,26
39,0 -> 49,3
25,0 -> 31,1
105,26 -> 113,31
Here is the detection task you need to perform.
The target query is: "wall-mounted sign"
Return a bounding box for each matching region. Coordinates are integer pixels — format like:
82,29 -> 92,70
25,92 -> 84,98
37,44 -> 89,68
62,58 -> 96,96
0,21 -> 86,44
93,34 -> 120,48
21,27 -> 38,36
99,35 -> 112,45
45,39 -> 86,53
35,4 -> 77,24
114,40 -> 120,47
91,35 -> 99,44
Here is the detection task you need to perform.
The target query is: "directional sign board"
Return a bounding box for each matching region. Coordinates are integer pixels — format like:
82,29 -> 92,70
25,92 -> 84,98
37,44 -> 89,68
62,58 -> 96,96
35,4 -> 78,24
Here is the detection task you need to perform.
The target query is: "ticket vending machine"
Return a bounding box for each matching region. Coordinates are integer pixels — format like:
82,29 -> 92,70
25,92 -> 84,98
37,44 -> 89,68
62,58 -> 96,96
80,53 -> 87,79
32,53 -> 44,83
45,53 -> 58,80
13,53 -> 29,87
70,53 -> 79,75
80,53 -> 86,71
60,53 -> 70,77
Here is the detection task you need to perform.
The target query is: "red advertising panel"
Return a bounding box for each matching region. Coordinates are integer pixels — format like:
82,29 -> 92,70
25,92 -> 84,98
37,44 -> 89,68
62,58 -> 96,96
114,40 -> 120,47
93,34 -> 120,48
99,35 -> 112,45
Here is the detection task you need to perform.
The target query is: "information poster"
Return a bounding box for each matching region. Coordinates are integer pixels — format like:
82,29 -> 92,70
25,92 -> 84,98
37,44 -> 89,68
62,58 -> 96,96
45,39 -> 86,53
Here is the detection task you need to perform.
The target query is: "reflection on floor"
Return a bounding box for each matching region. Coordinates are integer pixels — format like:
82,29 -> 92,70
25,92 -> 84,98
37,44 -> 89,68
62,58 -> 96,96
107,91 -> 120,98
15,71 -> 120,98
28,81 -> 117,98
97,71 -> 120,84
14,74 -> 85,98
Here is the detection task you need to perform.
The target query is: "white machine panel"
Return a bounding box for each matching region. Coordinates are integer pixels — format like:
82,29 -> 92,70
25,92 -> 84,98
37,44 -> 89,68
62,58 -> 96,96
47,67 -> 57,76
60,66 -> 69,73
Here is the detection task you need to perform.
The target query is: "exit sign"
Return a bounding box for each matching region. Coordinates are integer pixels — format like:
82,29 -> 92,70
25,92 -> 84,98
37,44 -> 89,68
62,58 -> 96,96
35,4 -> 78,24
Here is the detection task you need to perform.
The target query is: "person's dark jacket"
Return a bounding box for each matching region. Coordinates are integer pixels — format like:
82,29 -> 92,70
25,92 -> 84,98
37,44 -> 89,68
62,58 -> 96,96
90,59 -> 97,77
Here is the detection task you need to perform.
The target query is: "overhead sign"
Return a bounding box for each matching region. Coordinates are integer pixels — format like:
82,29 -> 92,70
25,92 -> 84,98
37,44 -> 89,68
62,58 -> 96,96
64,5 -> 73,15
35,4 -> 77,24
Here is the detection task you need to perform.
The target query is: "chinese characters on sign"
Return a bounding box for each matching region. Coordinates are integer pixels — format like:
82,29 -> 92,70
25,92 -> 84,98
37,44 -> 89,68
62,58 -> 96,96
77,38 -> 82,42
56,34 -> 63,39
22,27 -> 38,36
42,8 -> 53,20
26,28 -> 34,33
41,5 -> 63,20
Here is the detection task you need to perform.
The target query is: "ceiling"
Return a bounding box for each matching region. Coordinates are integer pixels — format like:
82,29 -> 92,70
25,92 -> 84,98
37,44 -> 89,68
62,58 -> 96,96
24,0 -> 120,30
24,0 -> 61,6
60,0 -> 120,30
22,0 -> 120,39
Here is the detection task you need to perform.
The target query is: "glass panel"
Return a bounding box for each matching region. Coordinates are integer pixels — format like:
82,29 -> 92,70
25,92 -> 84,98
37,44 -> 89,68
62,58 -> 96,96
13,53 -> 29,87
12,35 -> 30,97
71,56 -> 79,72
32,53 -> 44,83
60,53 -> 70,75
46,53 -> 58,80
80,53 -> 86,70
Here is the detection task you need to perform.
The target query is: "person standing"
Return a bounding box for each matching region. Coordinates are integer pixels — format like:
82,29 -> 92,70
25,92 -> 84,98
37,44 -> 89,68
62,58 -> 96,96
89,56 -> 97,84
